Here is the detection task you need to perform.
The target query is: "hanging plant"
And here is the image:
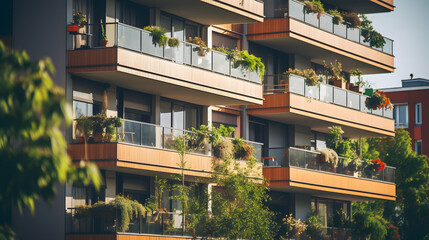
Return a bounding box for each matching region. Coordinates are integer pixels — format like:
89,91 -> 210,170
226,49 -> 265,82
187,37 -> 210,56
316,148 -> 339,171
303,0 -> 324,19
341,12 -> 361,28
360,15 -> 386,48
167,37 -> 180,48
144,26 -> 168,47
326,9 -> 343,25
365,90 -> 393,110
232,138 -> 255,160
285,68 -> 322,86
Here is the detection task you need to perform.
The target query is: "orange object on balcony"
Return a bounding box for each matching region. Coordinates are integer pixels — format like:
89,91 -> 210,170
67,25 -> 79,33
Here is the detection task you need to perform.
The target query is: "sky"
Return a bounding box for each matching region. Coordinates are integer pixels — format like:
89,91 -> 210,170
364,0 -> 429,89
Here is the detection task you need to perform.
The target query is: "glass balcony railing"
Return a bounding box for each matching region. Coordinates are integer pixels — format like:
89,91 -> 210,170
263,147 -> 395,183
270,0 -> 394,55
68,209 -> 193,237
264,74 -> 394,119
71,22 -> 261,84
73,118 -> 263,161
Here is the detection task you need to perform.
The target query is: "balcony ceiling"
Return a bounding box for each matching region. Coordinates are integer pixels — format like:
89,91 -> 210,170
251,37 -> 392,74
322,0 -> 394,13
131,0 -> 264,25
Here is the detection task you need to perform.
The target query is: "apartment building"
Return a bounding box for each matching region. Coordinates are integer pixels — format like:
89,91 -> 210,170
5,0 -> 395,239
383,78 -> 429,157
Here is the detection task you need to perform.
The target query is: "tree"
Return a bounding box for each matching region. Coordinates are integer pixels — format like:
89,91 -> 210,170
0,41 -> 100,239
369,129 -> 429,239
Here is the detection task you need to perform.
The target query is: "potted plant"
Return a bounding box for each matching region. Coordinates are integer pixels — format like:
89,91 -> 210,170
303,0 -> 324,19
325,60 -> 346,89
327,9 -> 343,25
187,37 -> 210,57
365,90 -> 393,110
68,10 -> 86,33
341,12 -> 361,29
88,113 -> 106,143
226,49 -> 265,83
75,115 -> 93,143
104,117 -> 122,142
349,68 -> 366,93
167,37 -> 180,48
144,26 -> 168,47
100,19 -> 108,46
232,138 -> 255,160
360,15 -> 386,48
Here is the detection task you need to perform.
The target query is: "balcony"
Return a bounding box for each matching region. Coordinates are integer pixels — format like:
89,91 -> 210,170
68,119 -> 263,178
67,210 -> 193,240
321,0 -> 394,13
67,23 -> 263,106
131,0 -> 264,25
248,74 -> 395,138
247,0 -> 394,74
263,147 -> 396,201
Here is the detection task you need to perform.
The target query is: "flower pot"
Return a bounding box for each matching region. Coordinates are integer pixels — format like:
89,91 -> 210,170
78,136 -> 85,143
93,133 -> 103,143
330,79 -> 346,89
350,85 -> 362,93
67,25 -> 79,33
100,39 -> 108,47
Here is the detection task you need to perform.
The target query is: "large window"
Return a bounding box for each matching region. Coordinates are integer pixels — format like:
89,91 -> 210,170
312,198 -> 350,228
160,13 -> 201,41
393,104 -> 409,128
415,103 -> 422,125
160,99 -> 202,130
415,140 -> 422,155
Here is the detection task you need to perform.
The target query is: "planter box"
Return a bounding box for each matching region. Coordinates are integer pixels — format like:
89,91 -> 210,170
67,25 -> 79,33
349,85 -> 362,93
330,79 -> 346,89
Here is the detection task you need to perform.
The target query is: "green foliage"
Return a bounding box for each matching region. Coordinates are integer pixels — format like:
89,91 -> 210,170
352,201 -> 388,240
167,37 -> 180,48
285,68 -> 323,86
351,68 -> 367,88
283,213 -> 307,239
100,19 -> 107,41
144,26 -> 169,47
324,60 -> 345,83
327,9 -> 343,24
76,114 -> 122,142
232,138 -> 254,160
228,49 -> 265,82
369,129 -> 429,239
304,0 -> 325,18
75,195 -> 146,232
305,211 -> 324,239
72,10 -> 86,25
360,15 -> 386,48
187,37 -> 210,56
326,126 -> 352,158
341,12 -> 361,28
0,41 -> 100,237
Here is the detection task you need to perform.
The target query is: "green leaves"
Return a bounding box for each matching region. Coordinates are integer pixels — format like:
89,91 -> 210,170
0,41 -> 100,235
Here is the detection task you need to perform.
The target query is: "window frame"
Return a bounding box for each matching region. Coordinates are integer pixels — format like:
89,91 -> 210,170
415,140 -> 422,155
393,104 -> 409,128
415,103 -> 422,125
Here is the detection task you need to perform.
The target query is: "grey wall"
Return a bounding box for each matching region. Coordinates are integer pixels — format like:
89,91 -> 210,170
294,193 -> 312,221
12,0 -> 68,239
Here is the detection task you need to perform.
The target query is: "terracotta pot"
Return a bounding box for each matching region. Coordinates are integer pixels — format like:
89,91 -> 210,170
93,133 -> 103,143
329,78 -> 346,89
67,25 -> 79,33
100,39 -> 108,47
78,136 -> 85,143
350,85 -> 362,93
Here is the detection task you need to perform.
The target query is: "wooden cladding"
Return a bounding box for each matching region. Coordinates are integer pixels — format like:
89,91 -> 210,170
263,167 -> 396,201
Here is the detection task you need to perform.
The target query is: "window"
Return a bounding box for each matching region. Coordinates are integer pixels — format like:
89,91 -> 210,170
160,99 -> 202,130
393,104 -> 408,128
415,103 -> 422,125
415,140 -> 422,155
160,13 -> 201,41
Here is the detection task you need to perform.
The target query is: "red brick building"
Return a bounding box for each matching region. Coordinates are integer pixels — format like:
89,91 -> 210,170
383,78 -> 429,156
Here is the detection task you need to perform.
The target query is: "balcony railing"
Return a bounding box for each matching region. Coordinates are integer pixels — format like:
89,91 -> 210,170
263,147 -> 395,183
269,0 -> 393,55
264,74 -> 394,119
69,209 -> 193,237
71,22 -> 261,84
73,118 -> 263,161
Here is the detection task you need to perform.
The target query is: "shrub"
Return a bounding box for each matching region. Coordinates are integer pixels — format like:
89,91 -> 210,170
144,26 -> 168,47
304,0 -> 324,18
342,12 -> 361,28
327,9 -> 343,24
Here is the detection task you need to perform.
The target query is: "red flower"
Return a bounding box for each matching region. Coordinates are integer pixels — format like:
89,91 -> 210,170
371,158 -> 386,171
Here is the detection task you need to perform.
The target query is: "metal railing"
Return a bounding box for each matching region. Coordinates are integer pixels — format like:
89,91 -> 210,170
68,208 -> 193,236
264,74 -> 393,119
263,147 -> 395,183
73,118 -> 263,161
71,22 -> 261,84
268,0 -> 393,55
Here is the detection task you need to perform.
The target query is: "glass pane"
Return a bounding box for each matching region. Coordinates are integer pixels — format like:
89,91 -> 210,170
160,15 -> 171,37
289,75 -> 305,95
383,38 -> 393,55
142,30 -> 163,57
185,24 -> 198,40
122,120 -> 142,145
231,65 -> 248,80
118,24 -> 141,51
305,11 -> 319,27
305,85 -> 319,99
289,0 -> 305,21
319,14 -> 333,32
347,91 -> 360,110
73,101 -> 93,118
333,24 -> 346,38
319,84 -> 333,103
347,27 -> 360,42
185,106 -> 198,130
212,51 -> 230,75
191,47 -> 211,70
160,101 -> 172,127
173,104 -> 185,130
333,88 -> 346,106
